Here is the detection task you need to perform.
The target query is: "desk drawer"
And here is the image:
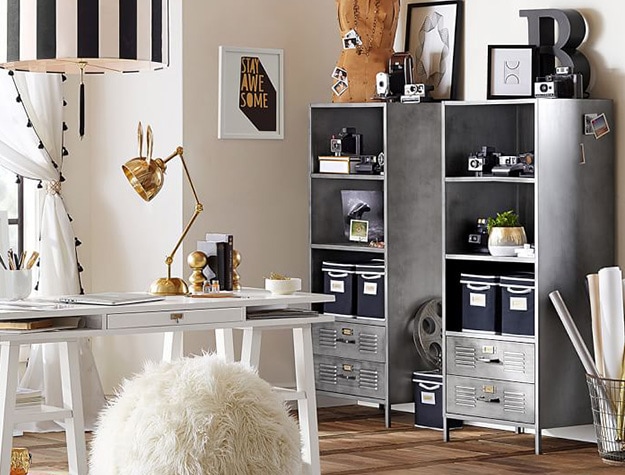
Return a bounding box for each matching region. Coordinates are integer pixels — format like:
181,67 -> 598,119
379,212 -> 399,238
106,307 -> 244,329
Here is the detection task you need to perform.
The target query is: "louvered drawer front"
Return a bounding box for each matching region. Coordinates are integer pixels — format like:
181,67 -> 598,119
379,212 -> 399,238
446,335 -> 534,383
314,354 -> 386,399
313,321 -> 385,362
446,375 -> 535,424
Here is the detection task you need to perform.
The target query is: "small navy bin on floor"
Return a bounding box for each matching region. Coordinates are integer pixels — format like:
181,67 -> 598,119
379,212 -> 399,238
460,273 -> 500,333
412,371 -> 462,430
500,273 -> 535,336
322,261 -> 356,316
355,262 -> 385,319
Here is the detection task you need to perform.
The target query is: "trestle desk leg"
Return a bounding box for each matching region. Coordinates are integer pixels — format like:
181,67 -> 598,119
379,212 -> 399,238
0,342 -> 20,475
58,340 -> 88,475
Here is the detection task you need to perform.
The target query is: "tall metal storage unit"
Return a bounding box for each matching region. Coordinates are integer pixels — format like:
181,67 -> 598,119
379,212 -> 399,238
309,102 -> 442,426
441,99 -> 615,453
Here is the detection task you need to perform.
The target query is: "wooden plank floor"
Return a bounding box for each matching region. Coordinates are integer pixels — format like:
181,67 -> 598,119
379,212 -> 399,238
12,405 -> 624,474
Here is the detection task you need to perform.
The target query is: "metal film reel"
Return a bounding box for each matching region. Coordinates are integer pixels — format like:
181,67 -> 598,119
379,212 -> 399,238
412,299 -> 443,370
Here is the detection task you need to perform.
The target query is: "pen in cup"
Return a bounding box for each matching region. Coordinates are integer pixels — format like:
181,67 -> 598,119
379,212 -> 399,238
25,251 -> 39,270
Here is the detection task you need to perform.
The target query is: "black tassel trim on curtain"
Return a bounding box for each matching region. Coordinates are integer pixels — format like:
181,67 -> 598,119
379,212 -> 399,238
8,69 -> 87,295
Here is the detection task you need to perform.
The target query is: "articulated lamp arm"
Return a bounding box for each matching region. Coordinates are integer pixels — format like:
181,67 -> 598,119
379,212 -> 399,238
162,147 -> 203,279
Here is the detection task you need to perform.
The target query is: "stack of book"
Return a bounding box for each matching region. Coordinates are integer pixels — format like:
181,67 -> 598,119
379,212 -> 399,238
16,387 -> 44,407
197,233 -> 234,291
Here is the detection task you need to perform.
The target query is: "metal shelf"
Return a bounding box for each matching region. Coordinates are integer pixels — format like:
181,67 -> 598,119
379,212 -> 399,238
445,176 -> 535,184
445,253 -> 534,264
311,173 -> 384,181
311,243 -> 385,253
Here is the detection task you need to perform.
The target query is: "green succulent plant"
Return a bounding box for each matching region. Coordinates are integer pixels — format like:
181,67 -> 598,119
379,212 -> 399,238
487,210 -> 521,233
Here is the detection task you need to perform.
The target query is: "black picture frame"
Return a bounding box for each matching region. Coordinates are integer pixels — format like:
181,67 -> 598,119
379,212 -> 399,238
487,45 -> 538,99
405,0 -> 463,101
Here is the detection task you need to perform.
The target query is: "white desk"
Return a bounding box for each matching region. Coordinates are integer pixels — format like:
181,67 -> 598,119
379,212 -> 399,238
0,290 -> 333,475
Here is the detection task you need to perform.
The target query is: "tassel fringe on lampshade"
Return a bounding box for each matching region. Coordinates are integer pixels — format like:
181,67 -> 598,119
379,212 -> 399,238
0,0 -> 171,136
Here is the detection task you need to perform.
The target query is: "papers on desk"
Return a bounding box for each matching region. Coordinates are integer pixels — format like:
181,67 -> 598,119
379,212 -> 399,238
246,308 -> 319,320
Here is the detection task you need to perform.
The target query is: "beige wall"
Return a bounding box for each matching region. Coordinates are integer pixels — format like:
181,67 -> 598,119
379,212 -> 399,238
62,1 -> 625,393
180,0 -> 338,385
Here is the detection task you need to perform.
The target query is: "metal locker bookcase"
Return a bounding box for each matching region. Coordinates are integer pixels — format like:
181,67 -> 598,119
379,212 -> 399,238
441,99 -> 615,453
308,102 -> 443,427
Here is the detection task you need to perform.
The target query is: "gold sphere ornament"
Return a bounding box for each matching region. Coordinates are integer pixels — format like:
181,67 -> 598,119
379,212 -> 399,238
187,250 -> 208,294
188,250 -> 208,269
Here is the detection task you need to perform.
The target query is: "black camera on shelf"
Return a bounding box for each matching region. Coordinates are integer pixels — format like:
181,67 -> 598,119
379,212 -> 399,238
468,218 -> 489,253
492,152 -> 535,177
330,127 -> 362,156
353,154 -> 383,174
467,146 -> 499,176
534,66 -> 583,99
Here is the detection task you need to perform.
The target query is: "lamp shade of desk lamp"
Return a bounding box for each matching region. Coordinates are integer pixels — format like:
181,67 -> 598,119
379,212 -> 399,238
122,123 -> 203,296
0,1 -> 170,136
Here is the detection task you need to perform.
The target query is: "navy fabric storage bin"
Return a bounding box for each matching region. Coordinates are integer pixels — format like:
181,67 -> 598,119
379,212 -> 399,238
355,262 -> 385,319
460,273 -> 500,333
322,262 -> 355,316
501,273 -> 535,336
412,371 -> 462,430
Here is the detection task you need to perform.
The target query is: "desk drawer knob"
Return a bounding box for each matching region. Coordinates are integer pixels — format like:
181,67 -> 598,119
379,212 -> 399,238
170,313 -> 184,322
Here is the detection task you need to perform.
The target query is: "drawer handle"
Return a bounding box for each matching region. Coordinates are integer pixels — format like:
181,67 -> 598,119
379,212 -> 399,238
338,374 -> 356,381
336,338 -> 356,344
170,313 -> 184,322
477,357 -> 501,363
477,396 -> 500,403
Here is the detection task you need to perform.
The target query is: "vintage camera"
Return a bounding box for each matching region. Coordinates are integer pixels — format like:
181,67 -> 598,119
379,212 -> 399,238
331,127 -> 361,156
404,83 -> 424,96
388,52 -> 414,97
468,218 -> 489,253
492,152 -> 535,177
467,146 -> 499,176
376,72 -> 390,97
353,155 -> 382,174
400,83 -> 434,104
534,66 -> 583,99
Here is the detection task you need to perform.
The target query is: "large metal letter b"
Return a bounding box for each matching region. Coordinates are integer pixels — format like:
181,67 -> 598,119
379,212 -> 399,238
520,9 -> 591,92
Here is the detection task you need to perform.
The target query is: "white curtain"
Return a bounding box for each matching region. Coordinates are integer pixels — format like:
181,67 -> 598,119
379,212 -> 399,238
0,70 -> 105,431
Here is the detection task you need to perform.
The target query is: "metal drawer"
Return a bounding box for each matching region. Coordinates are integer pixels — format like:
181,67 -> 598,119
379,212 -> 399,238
446,375 -> 535,424
314,354 -> 386,400
313,321 -> 386,363
446,335 -> 534,383
106,307 -> 244,329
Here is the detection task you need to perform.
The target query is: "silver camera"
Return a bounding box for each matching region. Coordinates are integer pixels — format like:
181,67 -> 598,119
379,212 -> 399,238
330,138 -> 342,156
467,155 -> 484,172
376,72 -> 389,96
404,83 -> 425,96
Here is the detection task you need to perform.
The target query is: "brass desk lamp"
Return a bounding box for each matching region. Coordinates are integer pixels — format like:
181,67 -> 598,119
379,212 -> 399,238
122,123 -> 203,295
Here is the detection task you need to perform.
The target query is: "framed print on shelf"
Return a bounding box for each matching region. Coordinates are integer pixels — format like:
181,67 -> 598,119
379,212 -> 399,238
405,0 -> 463,101
487,45 -> 538,99
218,46 -> 284,139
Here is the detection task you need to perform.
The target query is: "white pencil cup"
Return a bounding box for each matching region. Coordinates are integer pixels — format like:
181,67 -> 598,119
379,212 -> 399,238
0,269 -> 33,300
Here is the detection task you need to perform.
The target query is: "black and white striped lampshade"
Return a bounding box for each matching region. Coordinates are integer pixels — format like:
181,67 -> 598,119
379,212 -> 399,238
0,0 -> 169,74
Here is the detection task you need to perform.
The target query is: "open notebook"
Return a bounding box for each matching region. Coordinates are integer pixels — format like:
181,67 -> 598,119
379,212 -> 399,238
58,292 -> 164,306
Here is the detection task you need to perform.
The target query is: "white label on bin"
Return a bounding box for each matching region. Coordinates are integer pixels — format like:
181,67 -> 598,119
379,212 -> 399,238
421,391 -> 436,405
470,292 -> 486,307
363,282 -> 378,295
330,280 -> 344,293
510,297 -> 527,311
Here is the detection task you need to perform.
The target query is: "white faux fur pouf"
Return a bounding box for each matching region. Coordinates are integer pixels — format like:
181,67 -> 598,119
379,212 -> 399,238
89,354 -> 302,475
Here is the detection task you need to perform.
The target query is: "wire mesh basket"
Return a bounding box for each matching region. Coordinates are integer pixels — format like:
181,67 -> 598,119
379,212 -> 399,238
586,374 -> 625,465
